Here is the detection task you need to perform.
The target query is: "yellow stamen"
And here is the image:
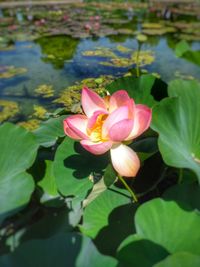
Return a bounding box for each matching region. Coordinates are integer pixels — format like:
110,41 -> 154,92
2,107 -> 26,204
87,114 -> 108,142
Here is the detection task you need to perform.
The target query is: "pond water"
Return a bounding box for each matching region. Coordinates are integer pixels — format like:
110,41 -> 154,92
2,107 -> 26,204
0,2 -> 200,129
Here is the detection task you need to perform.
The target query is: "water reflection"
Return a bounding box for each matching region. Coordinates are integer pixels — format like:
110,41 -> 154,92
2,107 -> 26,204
35,35 -> 80,69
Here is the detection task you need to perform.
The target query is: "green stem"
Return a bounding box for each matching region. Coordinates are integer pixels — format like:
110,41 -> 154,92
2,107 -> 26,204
178,168 -> 183,184
118,175 -> 138,202
135,43 -> 141,77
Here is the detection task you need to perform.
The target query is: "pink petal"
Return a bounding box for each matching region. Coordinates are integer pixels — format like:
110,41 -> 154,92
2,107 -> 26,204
81,87 -> 107,117
80,140 -> 113,155
102,106 -> 130,139
110,144 -> 140,177
64,120 -> 81,140
87,110 -> 108,130
108,119 -> 134,142
64,115 -> 89,140
126,104 -> 152,140
109,90 -> 131,112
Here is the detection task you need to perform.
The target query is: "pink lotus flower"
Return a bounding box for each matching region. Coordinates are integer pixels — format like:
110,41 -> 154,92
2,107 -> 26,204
63,88 -> 151,177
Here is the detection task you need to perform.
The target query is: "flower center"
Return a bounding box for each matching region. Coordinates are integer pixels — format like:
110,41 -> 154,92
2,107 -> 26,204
87,113 -> 108,142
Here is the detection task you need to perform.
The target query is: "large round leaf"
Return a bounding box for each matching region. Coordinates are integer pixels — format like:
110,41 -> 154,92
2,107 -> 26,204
81,189 -> 135,255
117,234 -> 169,267
163,183 -> 200,211
0,233 -> 117,267
53,137 -> 108,198
106,75 -> 160,107
34,115 -> 66,147
38,160 -> 59,204
151,79 -> 200,182
154,252 -> 200,267
80,189 -> 132,238
135,198 -> 200,255
0,123 -> 38,223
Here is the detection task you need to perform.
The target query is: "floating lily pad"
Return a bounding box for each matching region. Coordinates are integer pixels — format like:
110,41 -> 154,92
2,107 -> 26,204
0,66 -> 27,79
142,23 -> 164,29
18,119 -> 41,131
115,45 -> 132,54
82,47 -> 117,58
0,100 -> 20,122
100,50 -> 155,68
142,27 -> 176,36
136,33 -> 148,42
32,105 -> 48,119
34,84 -> 54,98
177,33 -> 200,41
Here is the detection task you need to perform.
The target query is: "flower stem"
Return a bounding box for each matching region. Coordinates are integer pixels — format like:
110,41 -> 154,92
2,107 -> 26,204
178,168 -> 183,184
135,43 -> 141,78
118,174 -> 138,202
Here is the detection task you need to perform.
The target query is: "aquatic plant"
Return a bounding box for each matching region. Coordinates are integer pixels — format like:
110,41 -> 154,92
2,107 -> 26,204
1,75 -> 200,267
0,100 -> 19,122
34,84 -> 54,98
82,47 -> 117,58
1,2 -> 200,266
0,66 -> 27,79
54,76 -> 114,112
18,119 -> 41,131
33,105 -> 48,119
64,87 -> 151,180
100,50 -> 155,68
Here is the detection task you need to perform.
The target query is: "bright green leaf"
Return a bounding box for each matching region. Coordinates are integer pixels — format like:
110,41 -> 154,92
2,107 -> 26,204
151,79 -> 200,182
38,160 -> 58,197
34,115 -> 66,147
106,75 -> 157,107
154,252 -> 200,267
163,183 -> 200,211
135,198 -> 200,255
175,40 -> 200,66
80,189 -> 131,238
175,40 -> 190,57
53,137 -> 108,199
117,234 -> 169,267
0,123 -> 38,224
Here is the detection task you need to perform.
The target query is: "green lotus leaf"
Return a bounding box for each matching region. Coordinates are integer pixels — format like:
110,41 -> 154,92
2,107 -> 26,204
175,40 -> 200,66
154,252 -> 200,267
151,79 -> 200,182
117,234 -> 169,267
163,183 -> 200,211
80,189 -> 132,238
53,137 -> 109,199
106,75 -> 157,107
38,160 -> 59,204
135,198 -> 200,255
0,233 -> 117,267
0,123 -> 38,224
34,115 -> 66,147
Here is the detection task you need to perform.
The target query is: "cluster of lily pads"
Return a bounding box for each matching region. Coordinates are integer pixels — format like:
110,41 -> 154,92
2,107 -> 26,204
0,1 -> 200,51
0,72 -> 200,266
